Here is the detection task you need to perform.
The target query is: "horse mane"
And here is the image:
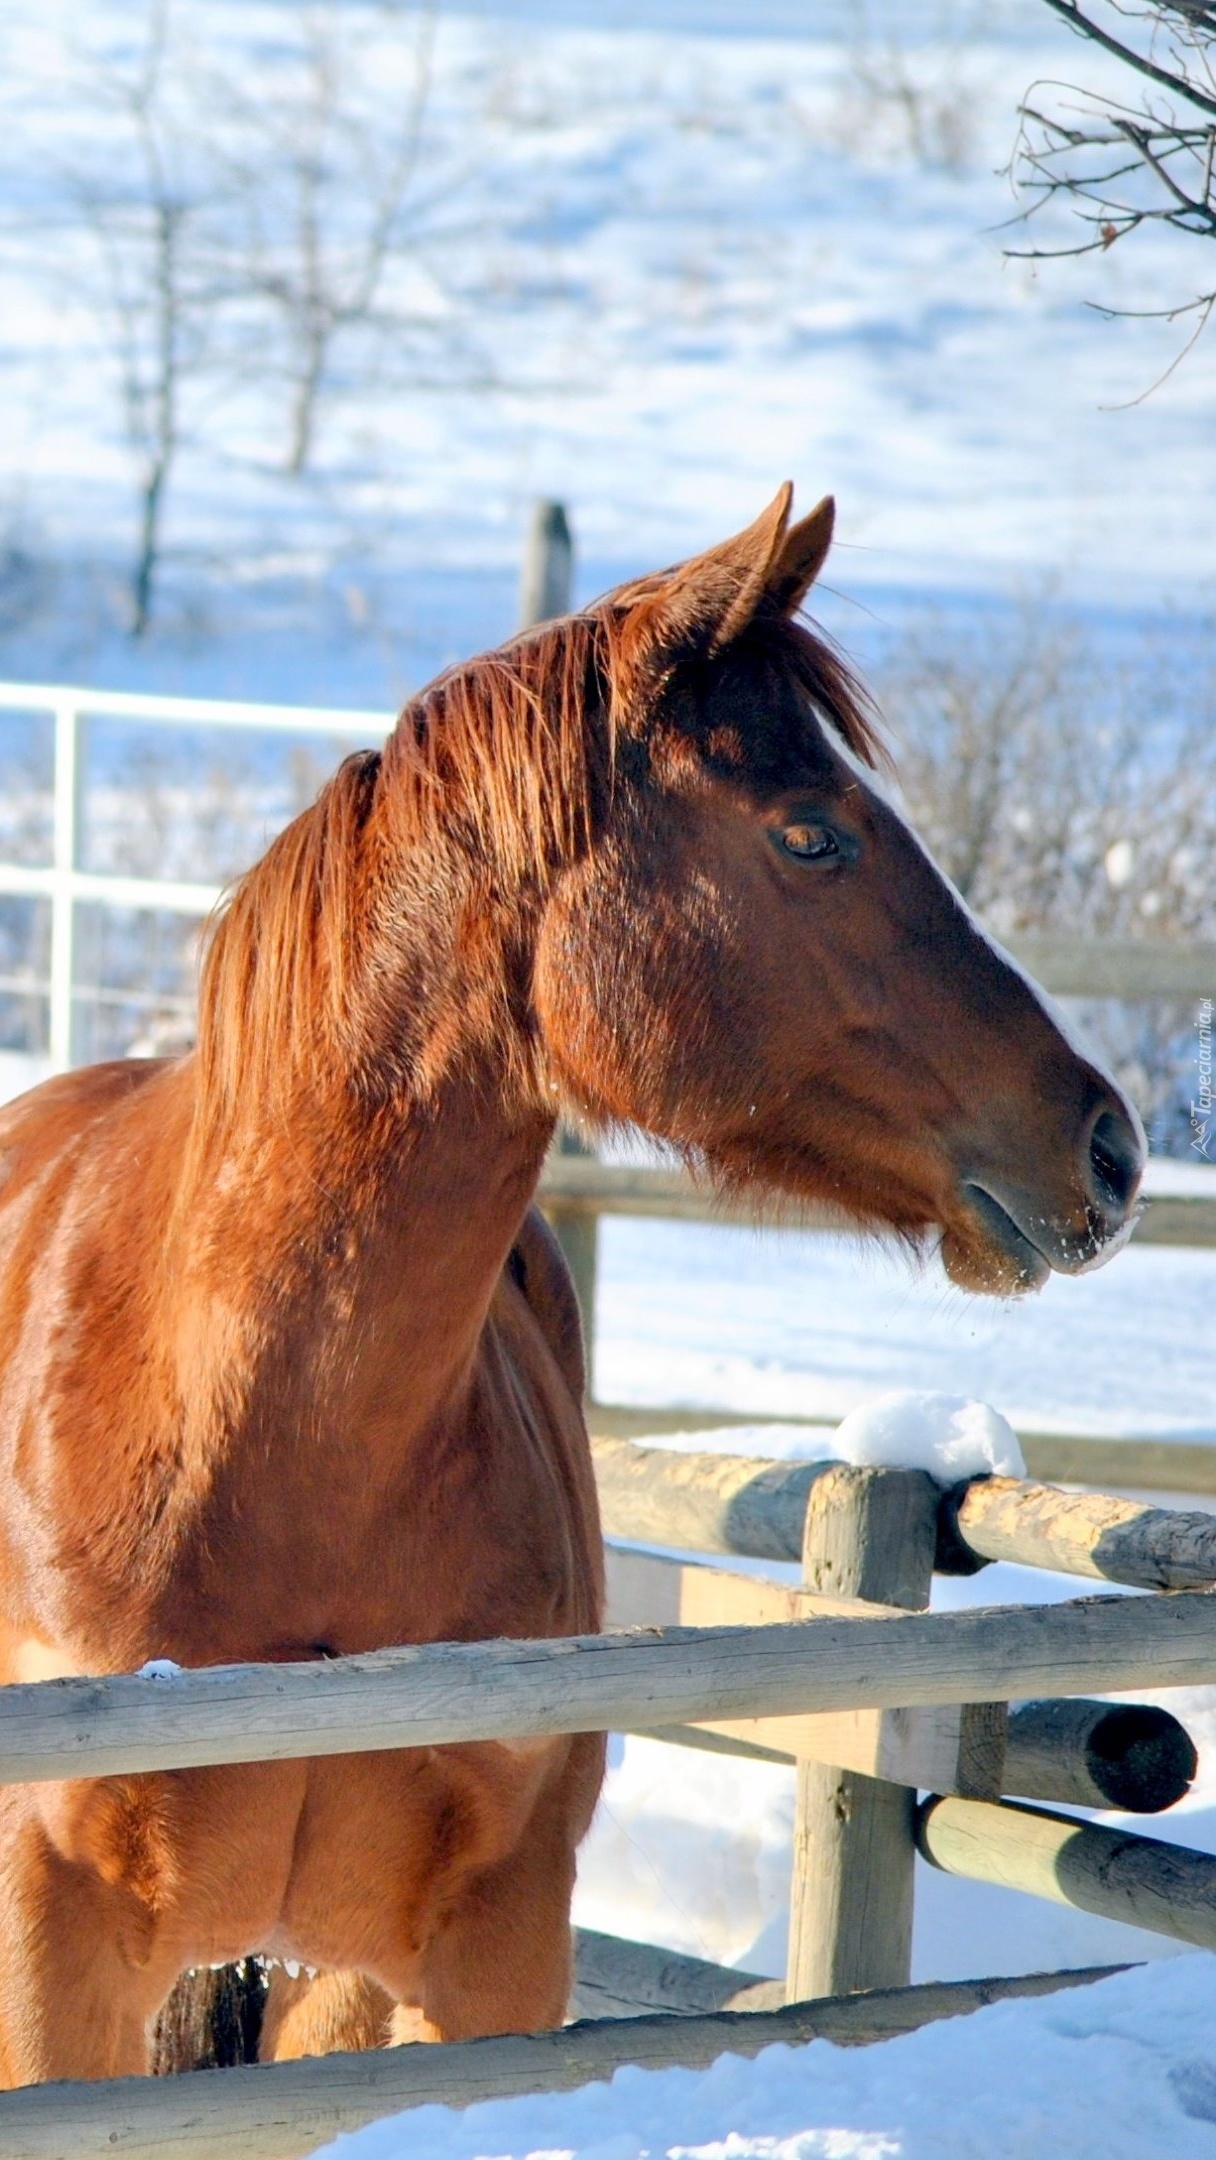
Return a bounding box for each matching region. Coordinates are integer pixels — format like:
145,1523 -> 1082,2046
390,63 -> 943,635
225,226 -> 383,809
187,613 -> 619,1169
190,748 -> 383,1164
378,610 -> 618,890
186,594 -> 882,1169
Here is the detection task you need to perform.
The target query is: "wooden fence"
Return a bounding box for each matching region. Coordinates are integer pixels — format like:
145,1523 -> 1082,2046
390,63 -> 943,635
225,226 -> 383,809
7,1442 -> 1216,2152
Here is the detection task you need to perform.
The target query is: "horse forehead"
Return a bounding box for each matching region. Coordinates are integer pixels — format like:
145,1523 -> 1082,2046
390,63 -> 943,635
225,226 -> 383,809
694,669 -> 839,786
695,713 -> 850,799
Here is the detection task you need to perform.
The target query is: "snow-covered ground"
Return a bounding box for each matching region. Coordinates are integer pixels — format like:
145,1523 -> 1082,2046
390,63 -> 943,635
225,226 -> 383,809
2,0 -> 1214,708
595,1207 -> 1216,1442
325,1958 -> 1216,2158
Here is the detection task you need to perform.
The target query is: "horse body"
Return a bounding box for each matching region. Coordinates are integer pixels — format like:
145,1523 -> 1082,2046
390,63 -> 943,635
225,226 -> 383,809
0,1060 -> 600,2078
0,485 -> 1145,2083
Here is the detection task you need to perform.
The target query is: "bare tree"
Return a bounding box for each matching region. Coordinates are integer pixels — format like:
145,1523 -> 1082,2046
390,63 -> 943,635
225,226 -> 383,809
209,1 -> 472,476
16,0 -> 484,624
1010,0 -> 1216,367
824,3 -> 990,175
48,2 -> 222,634
880,603 -> 1216,1144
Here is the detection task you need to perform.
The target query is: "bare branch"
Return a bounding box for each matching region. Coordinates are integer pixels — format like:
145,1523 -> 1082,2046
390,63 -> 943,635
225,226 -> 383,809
31,0 -> 223,632
1039,0 -> 1216,119
1009,2 -> 1216,377
205,0 -> 464,475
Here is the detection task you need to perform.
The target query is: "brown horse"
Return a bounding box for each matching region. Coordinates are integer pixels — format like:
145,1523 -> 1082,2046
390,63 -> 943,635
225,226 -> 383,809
0,486 -> 1141,2085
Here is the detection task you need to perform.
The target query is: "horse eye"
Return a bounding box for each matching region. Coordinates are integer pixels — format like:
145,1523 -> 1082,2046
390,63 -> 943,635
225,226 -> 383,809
782,823 -> 840,861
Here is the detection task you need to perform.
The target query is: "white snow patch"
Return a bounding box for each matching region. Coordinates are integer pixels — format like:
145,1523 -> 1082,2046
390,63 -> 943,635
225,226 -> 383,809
318,1956 -> 1216,2159
135,1658 -> 184,1680
622,1393 -> 1025,1483
828,1389 -> 1025,1484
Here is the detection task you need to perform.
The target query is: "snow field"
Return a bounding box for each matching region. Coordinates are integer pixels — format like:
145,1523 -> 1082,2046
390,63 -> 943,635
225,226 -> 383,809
320,1956 -> 1216,2157
2,0 -> 1214,712
6,0 -> 1216,2148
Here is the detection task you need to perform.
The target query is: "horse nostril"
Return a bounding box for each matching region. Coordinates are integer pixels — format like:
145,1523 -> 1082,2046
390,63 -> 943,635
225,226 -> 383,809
1086,1107 -> 1143,1224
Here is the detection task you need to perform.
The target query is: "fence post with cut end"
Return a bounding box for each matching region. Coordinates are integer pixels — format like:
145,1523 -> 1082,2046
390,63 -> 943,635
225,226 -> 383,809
786,1463 -> 939,2002
520,500 -> 599,1392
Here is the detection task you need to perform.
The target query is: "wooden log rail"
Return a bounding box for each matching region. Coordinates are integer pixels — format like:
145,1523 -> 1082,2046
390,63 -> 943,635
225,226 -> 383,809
919,1795 -> 1216,1952
646,1700 -> 1197,1815
0,1592 -> 1215,1787
947,1477 -> 1216,1589
0,1967 -> 1127,2160
592,1433 -> 816,1560
1004,1700 -> 1196,1814
592,1403 -> 1216,1502
606,1550 -> 1195,1809
592,1435 -> 1216,1590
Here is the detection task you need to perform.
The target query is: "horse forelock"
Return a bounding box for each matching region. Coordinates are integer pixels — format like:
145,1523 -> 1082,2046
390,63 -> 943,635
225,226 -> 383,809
745,615 -> 888,777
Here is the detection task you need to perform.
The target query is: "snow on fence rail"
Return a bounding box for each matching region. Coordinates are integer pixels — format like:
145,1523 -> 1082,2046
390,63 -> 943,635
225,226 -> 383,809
591,1402 -> 1216,1507
591,1435 -> 1216,1582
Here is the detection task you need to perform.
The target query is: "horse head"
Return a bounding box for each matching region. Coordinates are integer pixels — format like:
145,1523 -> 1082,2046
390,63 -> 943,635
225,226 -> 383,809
532,484 -> 1143,1294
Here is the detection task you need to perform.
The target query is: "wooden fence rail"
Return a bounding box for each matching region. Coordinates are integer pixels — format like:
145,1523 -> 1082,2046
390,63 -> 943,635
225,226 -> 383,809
0,1968 -> 1127,2160
593,1443 -> 1216,2006
637,1697 -> 1197,1816
918,1795 -> 1216,1952
1003,935 -> 1216,1001
2,1591 -> 1216,1787
592,1406 -> 1216,1504
949,1475 -> 1216,1588
591,1437 -> 1216,1584
0,1443 -> 1210,2141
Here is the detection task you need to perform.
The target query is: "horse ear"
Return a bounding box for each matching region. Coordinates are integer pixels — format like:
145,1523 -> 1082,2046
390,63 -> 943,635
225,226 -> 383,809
764,494 -> 835,617
638,483 -> 794,662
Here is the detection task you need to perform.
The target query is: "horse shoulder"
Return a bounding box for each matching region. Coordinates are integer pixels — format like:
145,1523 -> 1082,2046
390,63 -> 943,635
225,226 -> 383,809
0,1059 -> 192,1659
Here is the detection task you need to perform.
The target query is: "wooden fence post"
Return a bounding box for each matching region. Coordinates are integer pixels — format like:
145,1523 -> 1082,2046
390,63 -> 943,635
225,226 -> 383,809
519,499 -> 573,631
786,1464 -> 939,2001
520,500 -> 599,1392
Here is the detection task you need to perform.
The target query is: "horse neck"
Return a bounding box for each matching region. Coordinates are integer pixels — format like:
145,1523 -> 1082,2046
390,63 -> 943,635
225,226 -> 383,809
173,1059 -> 557,1458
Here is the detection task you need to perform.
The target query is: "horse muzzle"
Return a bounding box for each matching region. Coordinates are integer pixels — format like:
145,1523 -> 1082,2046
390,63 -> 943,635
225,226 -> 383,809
943,1098 -> 1145,1296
